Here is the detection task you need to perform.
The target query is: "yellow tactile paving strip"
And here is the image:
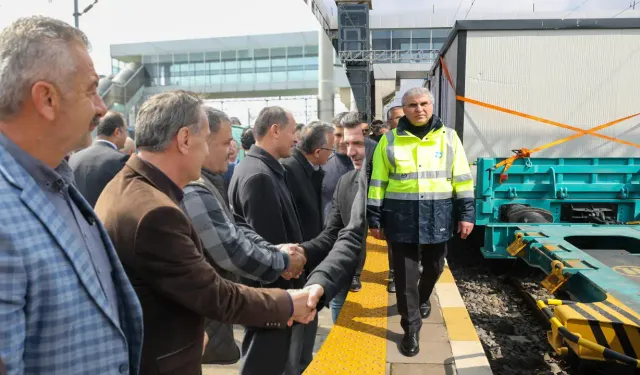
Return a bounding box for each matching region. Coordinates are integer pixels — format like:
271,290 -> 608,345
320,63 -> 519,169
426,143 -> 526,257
304,237 -> 389,375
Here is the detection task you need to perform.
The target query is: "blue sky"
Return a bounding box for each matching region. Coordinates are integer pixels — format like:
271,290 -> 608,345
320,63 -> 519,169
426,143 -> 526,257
0,0 -> 637,75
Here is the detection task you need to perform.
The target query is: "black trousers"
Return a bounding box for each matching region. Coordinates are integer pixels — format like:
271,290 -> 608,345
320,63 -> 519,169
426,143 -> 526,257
391,242 -> 448,334
387,241 -> 394,279
240,325 -> 302,375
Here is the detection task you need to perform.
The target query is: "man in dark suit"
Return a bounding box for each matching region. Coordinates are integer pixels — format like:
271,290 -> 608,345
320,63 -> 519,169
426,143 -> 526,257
281,120 -> 334,371
69,111 -> 129,207
282,121 -> 334,243
228,106 -> 308,375
95,91 -> 316,375
300,116 -> 375,322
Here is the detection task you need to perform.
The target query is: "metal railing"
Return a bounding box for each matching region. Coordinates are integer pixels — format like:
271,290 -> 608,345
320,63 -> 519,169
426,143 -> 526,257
338,49 -> 439,63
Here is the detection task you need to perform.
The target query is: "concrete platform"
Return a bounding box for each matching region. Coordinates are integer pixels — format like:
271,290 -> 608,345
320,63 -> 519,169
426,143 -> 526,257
202,238 -> 493,374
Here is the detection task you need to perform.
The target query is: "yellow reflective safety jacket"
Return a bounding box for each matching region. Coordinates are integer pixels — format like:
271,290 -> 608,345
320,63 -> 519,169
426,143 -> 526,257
367,116 -> 475,244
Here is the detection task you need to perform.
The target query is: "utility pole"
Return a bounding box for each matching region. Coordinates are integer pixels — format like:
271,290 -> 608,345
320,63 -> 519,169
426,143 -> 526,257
73,0 -> 79,28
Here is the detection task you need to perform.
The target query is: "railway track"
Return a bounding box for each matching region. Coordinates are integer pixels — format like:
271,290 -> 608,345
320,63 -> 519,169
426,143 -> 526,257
447,233 -> 640,375
447,234 -> 572,375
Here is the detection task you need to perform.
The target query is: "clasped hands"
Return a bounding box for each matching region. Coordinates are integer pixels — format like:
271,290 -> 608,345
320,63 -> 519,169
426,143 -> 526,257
286,284 -> 324,326
277,243 -> 307,280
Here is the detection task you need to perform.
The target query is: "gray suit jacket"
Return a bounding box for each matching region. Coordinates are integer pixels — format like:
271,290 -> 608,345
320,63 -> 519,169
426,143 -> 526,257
69,141 -> 129,207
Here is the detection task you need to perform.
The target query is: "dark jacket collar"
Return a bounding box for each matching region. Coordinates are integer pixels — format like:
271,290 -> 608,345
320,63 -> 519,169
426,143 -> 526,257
396,115 -> 443,136
247,144 -> 285,177
201,167 -> 218,183
292,148 -> 316,178
126,154 -> 184,204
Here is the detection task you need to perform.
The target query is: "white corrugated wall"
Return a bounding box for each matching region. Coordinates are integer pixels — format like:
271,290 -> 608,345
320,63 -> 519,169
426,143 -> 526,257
442,36 -> 458,128
461,29 -> 640,163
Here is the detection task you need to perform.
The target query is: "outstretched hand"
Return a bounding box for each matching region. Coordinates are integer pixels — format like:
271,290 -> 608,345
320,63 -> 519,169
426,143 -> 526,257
286,289 -> 317,327
304,284 -> 324,309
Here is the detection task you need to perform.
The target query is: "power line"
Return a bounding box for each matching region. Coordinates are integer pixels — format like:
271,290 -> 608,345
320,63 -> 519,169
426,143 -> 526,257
612,2 -> 633,17
464,0 -> 478,20
450,0 -> 464,26
73,0 -> 101,28
563,0 -> 589,19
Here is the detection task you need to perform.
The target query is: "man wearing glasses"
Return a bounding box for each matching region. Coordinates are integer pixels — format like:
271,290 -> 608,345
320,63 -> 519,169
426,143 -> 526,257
281,120 -> 335,373
368,87 -> 475,357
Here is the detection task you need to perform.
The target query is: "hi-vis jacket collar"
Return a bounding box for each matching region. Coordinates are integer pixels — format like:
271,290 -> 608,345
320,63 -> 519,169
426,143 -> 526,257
396,115 -> 444,137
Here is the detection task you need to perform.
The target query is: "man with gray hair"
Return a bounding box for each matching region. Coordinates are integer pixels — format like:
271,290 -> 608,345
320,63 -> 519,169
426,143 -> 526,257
368,87 -> 475,357
281,120 -> 334,372
0,16 -> 143,375
95,93 -> 316,375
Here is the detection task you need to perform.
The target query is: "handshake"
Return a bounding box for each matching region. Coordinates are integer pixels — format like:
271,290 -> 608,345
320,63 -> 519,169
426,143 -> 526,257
277,243 -> 307,280
286,284 -> 324,326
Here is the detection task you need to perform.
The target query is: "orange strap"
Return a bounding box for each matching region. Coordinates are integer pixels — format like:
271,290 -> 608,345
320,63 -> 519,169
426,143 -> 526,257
457,96 -> 640,149
440,57 -> 456,92
437,58 -> 640,182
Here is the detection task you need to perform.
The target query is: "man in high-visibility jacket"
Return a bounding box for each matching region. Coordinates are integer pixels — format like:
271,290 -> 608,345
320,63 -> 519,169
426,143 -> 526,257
367,87 -> 475,357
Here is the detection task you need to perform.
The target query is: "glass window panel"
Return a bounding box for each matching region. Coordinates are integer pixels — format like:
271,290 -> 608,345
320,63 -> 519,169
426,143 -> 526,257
209,74 -> 221,84
256,72 -> 270,83
221,50 -> 236,60
195,62 -> 206,75
240,73 -> 254,83
224,60 -> 238,72
287,46 -> 303,57
190,52 -> 204,64
304,45 -> 318,56
174,53 -> 189,64
411,29 -> 430,39
237,49 -> 252,59
392,30 -> 411,51
224,74 -> 238,83
158,54 -> 173,64
271,71 -> 286,82
240,60 -> 254,70
208,62 -> 221,74
255,59 -> 270,71
271,48 -> 286,58
205,51 -> 220,62
288,71 -> 304,81
194,75 -> 206,86
432,28 -> 450,38
304,70 -> 317,81
288,57 -> 305,69
372,38 -> 391,50
271,58 -> 286,69
255,48 -> 270,59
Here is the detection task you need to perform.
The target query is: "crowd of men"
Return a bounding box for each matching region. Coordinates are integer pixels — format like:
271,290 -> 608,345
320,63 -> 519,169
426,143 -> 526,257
0,15 -> 474,375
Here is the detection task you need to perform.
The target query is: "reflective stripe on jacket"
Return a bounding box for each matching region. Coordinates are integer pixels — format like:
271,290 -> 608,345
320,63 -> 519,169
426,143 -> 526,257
366,115 -> 475,244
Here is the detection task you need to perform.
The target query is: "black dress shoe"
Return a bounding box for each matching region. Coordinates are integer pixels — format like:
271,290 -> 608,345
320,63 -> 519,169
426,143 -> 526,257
387,279 -> 396,293
350,276 -> 362,292
400,332 -> 420,357
420,301 -> 431,319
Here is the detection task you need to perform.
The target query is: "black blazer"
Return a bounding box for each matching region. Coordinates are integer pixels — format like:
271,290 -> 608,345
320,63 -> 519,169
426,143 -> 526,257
281,148 -> 325,242
69,141 -> 129,207
303,141 -> 376,304
228,145 -> 305,290
305,165 -> 366,305
301,168 -> 360,270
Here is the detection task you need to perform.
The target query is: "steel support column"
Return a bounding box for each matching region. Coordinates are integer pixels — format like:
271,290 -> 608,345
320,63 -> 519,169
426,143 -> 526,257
318,31 -> 335,123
